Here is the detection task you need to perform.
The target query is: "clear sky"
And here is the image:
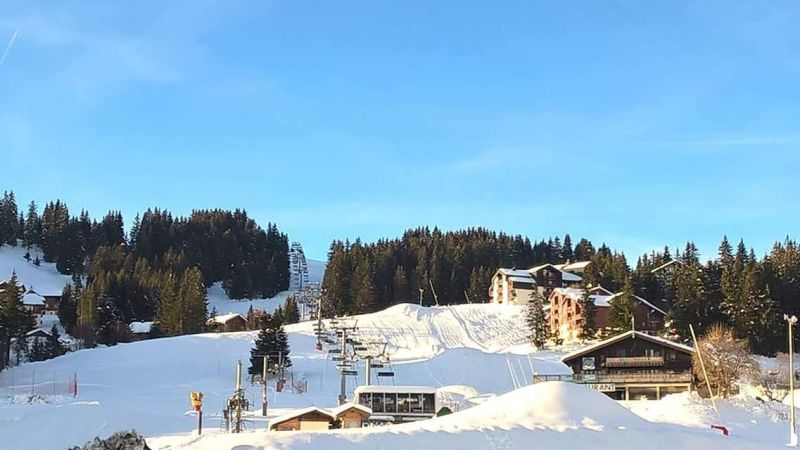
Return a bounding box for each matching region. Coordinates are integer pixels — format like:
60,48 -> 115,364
1,1 -> 799,261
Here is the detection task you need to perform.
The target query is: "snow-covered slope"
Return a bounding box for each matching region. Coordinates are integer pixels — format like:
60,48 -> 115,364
149,382 -> 766,450
0,244 -> 70,294
0,302 -> 563,449
206,259 -> 327,317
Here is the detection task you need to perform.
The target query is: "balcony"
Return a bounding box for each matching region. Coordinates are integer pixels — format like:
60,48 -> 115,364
605,356 -> 664,368
573,372 -> 692,384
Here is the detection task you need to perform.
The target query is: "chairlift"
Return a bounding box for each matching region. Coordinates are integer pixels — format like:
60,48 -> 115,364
370,363 -> 384,368
328,349 -> 341,354
342,370 -> 358,376
377,371 -> 395,377
331,356 -> 345,361
354,346 -> 368,351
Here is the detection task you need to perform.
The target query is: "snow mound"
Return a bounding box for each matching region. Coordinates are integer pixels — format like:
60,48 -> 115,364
149,382 -> 761,450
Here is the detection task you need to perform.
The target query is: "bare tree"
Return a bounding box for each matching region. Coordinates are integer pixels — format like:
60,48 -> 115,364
693,324 -> 758,398
756,354 -> 792,403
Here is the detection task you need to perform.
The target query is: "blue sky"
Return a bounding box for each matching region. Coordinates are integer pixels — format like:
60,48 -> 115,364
1,1 -> 799,261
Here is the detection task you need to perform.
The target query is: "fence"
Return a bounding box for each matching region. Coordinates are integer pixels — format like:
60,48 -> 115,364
0,372 -> 78,398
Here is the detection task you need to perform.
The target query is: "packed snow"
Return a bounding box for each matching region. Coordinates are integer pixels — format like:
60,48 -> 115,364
0,244 -> 70,295
148,383 -> 768,450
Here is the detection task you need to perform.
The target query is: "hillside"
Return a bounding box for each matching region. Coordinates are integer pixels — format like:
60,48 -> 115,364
0,244 -> 71,294
0,302 -> 566,449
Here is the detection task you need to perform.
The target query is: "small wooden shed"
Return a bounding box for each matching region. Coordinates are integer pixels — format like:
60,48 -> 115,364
332,403 -> 372,428
207,313 -> 247,332
270,407 -> 334,432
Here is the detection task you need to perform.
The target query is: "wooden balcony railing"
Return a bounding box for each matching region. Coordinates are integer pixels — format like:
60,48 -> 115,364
573,372 -> 692,384
605,356 -> 664,367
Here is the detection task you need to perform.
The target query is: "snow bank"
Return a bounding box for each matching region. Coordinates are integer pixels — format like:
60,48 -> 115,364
149,382 -> 764,450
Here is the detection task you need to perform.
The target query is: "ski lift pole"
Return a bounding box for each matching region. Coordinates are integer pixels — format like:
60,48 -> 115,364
689,324 -> 727,436
786,314 -> 798,446
262,355 -> 269,417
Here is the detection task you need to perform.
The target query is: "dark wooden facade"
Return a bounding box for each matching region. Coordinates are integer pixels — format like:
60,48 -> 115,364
562,331 -> 694,400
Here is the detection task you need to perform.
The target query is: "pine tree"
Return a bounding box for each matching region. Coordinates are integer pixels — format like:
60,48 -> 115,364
156,272 -> 180,336
178,267 -> 208,334
607,277 -> 637,335
46,324 -> 66,359
0,272 -> 35,368
249,321 -> 276,377
0,191 -> 20,246
23,201 -> 41,248
58,282 -> 77,334
283,297 -> 300,324
526,290 -> 548,348
578,286 -> 597,340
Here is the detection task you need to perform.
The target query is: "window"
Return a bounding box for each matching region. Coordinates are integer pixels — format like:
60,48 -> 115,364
582,357 -> 596,371
423,394 -> 435,414
384,393 -> 397,413
371,394 -> 384,413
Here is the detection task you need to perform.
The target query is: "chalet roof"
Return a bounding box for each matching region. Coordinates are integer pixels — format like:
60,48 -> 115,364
25,327 -> 51,338
22,291 -> 45,306
551,288 -> 664,314
650,260 -> 684,274
605,292 -> 667,315
508,276 -> 535,284
561,330 -> 695,363
207,313 -> 245,325
561,261 -> 592,272
497,268 -> 534,278
551,288 -> 612,307
269,407 -> 335,428
529,264 -> 582,282
330,402 -> 372,418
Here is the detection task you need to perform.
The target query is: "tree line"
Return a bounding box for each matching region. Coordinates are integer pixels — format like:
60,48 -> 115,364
0,190 -> 291,363
0,191 -> 289,299
324,227 -> 800,356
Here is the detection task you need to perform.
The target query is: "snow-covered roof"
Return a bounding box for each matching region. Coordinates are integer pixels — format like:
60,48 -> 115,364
129,321 -> 153,334
354,385 -> 438,394
508,276 -> 535,284
560,271 -> 582,282
605,292 -> 667,315
650,260 -> 684,273
498,268 -> 534,277
207,313 -> 245,325
561,330 -> 695,362
269,407 -> 334,428
528,264 -> 582,282
561,261 -> 591,272
330,402 -> 372,417
25,327 -> 51,337
22,291 -> 45,306
551,288 -> 664,313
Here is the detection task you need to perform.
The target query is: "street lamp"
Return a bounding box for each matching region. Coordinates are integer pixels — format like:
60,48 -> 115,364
785,314 -> 798,447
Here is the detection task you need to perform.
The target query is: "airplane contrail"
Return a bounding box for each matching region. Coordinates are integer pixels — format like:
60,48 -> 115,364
0,30 -> 19,67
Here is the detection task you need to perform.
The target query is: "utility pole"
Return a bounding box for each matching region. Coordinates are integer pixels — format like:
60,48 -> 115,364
339,326 -> 347,405
429,279 -> 439,306
261,355 -> 269,417
364,356 -> 372,387
787,314 -> 798,446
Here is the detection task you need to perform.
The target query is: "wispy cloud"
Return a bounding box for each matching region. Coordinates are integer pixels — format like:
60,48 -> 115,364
0,30 -> 18,67
637,135 -> 800,148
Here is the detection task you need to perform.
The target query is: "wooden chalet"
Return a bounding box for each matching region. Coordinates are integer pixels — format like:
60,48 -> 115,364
269,403 -> 373,431
206,313 -> 247,332
549,287 -> 667,342
331,403 -> 372,428
270,407 -> 335,431
562,330 -> 695,401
